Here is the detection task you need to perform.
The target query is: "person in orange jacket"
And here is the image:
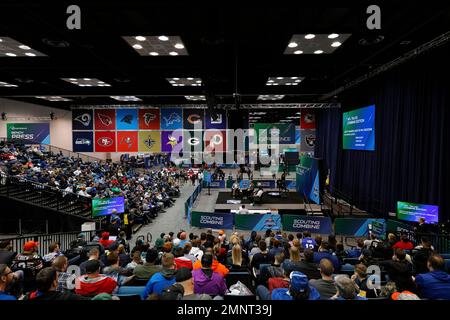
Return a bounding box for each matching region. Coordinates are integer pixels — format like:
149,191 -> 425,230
192,247 -> 229,277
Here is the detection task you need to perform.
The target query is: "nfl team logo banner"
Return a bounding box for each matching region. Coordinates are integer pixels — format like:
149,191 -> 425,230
282,215 -> 332,234
161,130 -> 183,153
205,109 -> 227,129
184,130 -> 203,152
300,110 -> 316,129
235,214 -> 282,231
94,109 -> 116,130
94,131 -> 116,152
7,123 -> 50,144
72,131 -> 94,152
139,109 -> 160,130
138,131 -> 161,152
116,109 -> 138,130
183,109 -> 204,129
300,129 -> 316,152
117,131 -> 138,152
204,130 -> 226,152
72,109 -> 93,130
191,211 -> 234,230
161,108 -> 183,130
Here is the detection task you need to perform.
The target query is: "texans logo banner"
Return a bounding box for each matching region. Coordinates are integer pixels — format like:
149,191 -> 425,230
183,130 -> 203,152
183,109 -> 204,129
160,108 -> 183,130
72,131 -> 94,152
300,110 -> 316,129
94,109 -> 116,130
138,131 -> 161,152
72,109 -> 93,130
161,130 -> 183,153
139,109 -> 160,130
205,109 -> 227,129
116,109 -> 138,130
94,131 -> 116,152
117,131 -> 138,152
204,130 -> 227,152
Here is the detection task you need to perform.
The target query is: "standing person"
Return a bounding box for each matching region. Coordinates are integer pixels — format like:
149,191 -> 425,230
238,205 -> 249,215
0,240 -> 16,266
198,170 -> 204,186
301,232 -> 316,250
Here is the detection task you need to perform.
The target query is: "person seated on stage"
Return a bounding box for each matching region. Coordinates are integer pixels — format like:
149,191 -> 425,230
231,180 -> 240,198
251,187 -> 264,206
242,181 -> 255,199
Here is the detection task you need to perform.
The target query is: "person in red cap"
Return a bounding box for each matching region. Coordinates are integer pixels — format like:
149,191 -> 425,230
11,241 -> 43,291
99,232 -> 114,249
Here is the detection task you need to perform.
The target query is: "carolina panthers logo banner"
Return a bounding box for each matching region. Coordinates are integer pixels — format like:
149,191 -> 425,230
94,131 -> 116,152
183,109 -> 204,130
160,108 -> 183,130
161,130 -> 183,153
117,131 -> 138,152
116,109 -> 138,130
300,110 -> 316,129
205,109 -> 227,129
138,131 -> 161,152
72,109 -> 93,130
139,109 -> 160,130
94,109 -> 116,130
72,131 -> 94,152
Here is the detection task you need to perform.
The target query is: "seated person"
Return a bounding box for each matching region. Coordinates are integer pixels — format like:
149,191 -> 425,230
76,260 -> 117,296
251,187 -> 264,205
192,254 -> 227,297
231,181 -> 240,198
309,259 -> 336,300
415,254 -> 450,300
330,275 -> 367,300
313,241 -> 340,272
267,271 -> 321,300
142,253 -> 177,299
351,263 -> 380,298
133,248 -> 162,280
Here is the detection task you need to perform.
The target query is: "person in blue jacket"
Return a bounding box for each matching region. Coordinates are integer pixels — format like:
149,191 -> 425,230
314,241 -> 340,272
271,271 -> 321,300
141,253 -> 176,299
415,254 -> 450,300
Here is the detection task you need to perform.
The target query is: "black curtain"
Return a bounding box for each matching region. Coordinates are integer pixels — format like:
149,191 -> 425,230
316,43 -> 450,222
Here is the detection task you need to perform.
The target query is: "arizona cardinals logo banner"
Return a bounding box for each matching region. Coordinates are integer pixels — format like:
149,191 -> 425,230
183,109 -> 204,130
94,131 -> 116,152
138,131 -> 161,152
300,129 -> 316,152
300,110 -> 316,129
161,130 -> 183,153
72,131 -> 94,152
94,109 -> 116,130
160,108 -> 183,130
116,109 -> 138,130
117,131 -> 138,152
204,130 -> 227,152
183,130 -> 203,152
72,109 -> 93,130
205,109 -> 227,129
139,109 -> 160,130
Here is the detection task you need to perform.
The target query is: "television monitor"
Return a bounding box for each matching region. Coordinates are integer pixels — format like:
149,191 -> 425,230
397,201 -> 439,224
92,196 -> 125,218
343,105 -> 375,150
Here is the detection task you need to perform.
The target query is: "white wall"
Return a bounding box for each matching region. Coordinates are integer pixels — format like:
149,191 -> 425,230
0,98 -> 108,160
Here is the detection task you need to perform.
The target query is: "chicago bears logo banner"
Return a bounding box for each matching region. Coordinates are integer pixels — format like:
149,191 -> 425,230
73,131 -> 94,152
94,131 -> 116,152
160,108 -> 183,130
183,109 -> 204,130
116,109 -> 138,130
94,109 -> 116,130
139,109 -> 160,130
117,131 -> 138,152
161,130 -> 183,153
205,109 -> 227,129
72,109 -> 93,130
138,131 -> 161,152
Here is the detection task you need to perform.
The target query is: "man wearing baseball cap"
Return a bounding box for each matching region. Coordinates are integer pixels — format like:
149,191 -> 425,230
12,241 -> 43,276
271,271 -> 321,300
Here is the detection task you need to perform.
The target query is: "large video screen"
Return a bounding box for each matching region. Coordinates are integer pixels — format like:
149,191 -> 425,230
397,201 -> 439,224
343,105 -> 375,151
92,197 -> 125,217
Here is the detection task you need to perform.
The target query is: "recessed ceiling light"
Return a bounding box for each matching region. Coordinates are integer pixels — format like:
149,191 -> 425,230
135,36 -> 146,41
5,53 -> 16,57
187,77 -> 193,80
158,35 -> 169,41
314,50 -> 323,54
18,45 -> 31,50
173,78 -> 179,80
286,83 -> 292,85
291,77 -> 298,79
288,42 -> 298,48
267,83 -> 272,86
305,34 -> 316,39
294,50 -> 303,54
174,43 -> 184,49
169,51 -> 178,56
276,77 -> 283,80
272,83 -> 279,86
328,33 -> 339,39
123,35 -> 188,56
83,78 -> 91,81
196,80 -> 201,83
25,52 -> 36,57
149,52 -> 159,56
294,79 -> 301,82
132,44 -> 143,50
169,80 -> 176,84
178,84 -> 185,86
331,41 -> 342,47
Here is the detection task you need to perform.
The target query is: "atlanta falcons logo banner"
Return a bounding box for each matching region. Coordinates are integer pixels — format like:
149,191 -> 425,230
117,131 -> 138,152
139,109 -> 160,130
138,131 -> 161,152
94,109 -> 116,130
160,108 -> 183,130
94,131 -> 116,152
161,130 -> 183,153
72,109 -> 93,130
183,109 -> 204,130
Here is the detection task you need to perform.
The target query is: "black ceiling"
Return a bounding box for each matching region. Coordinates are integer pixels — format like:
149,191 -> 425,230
0,1 -> 449,113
